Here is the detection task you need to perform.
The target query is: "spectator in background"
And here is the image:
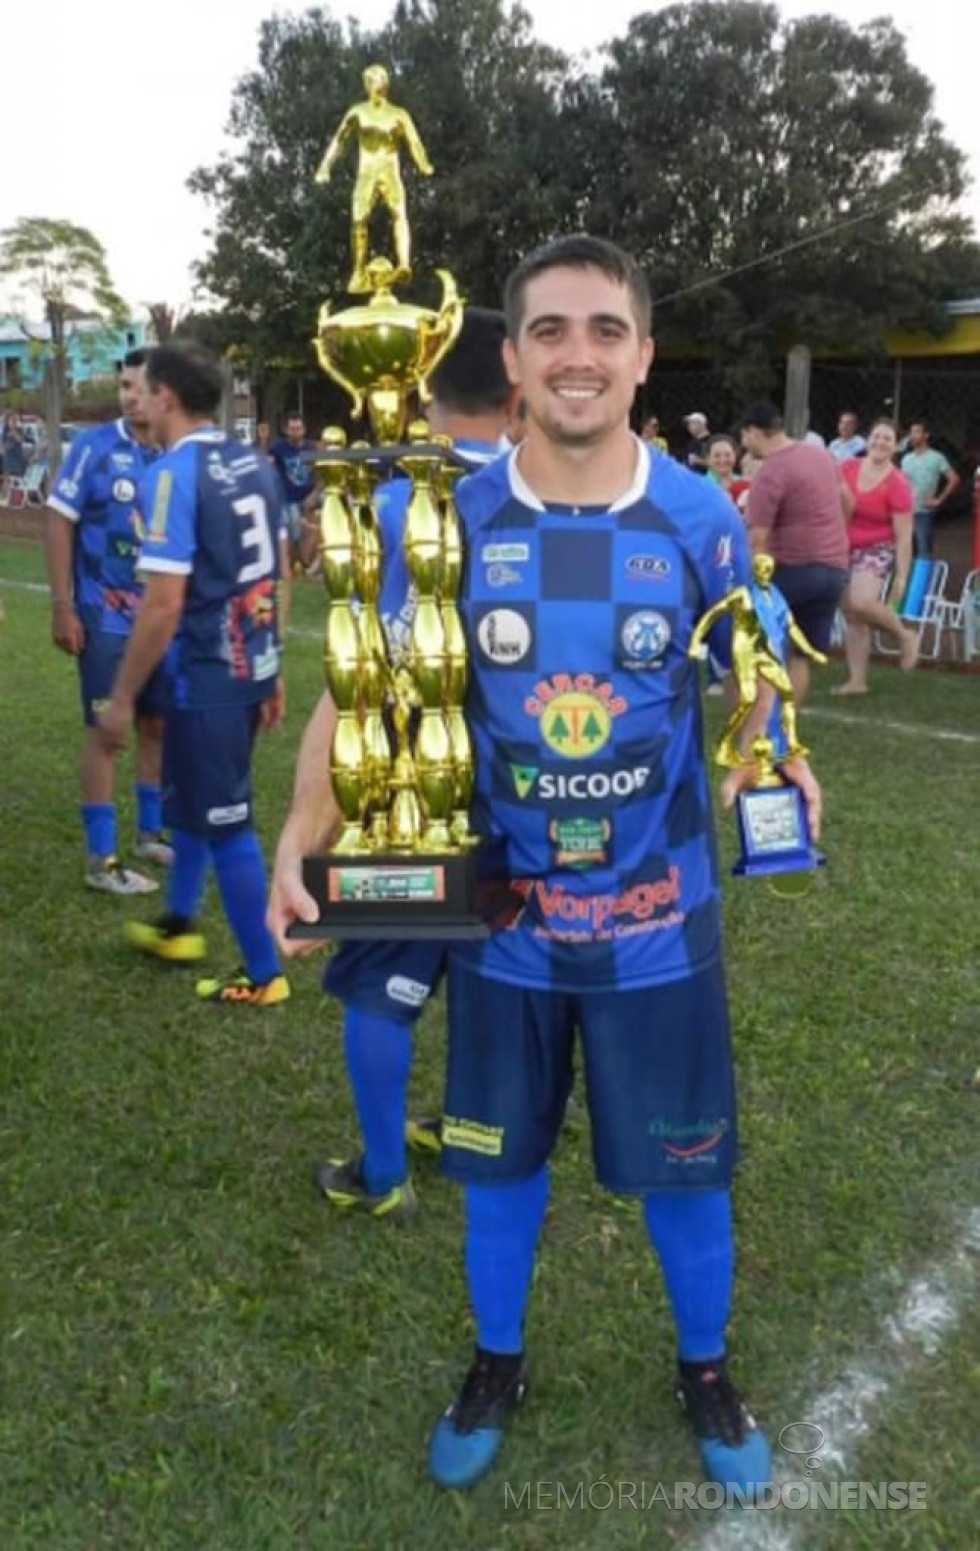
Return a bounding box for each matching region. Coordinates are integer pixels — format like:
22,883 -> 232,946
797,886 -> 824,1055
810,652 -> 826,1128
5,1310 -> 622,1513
641,414 -> 668,453
900,420 -> 960,558
834,419 -> 918,694
741,401 -> 848,705
682,411 -> 711,472
706,434 -> 751,515
829,412 -> 866,463
2,411 -> 27,483
270,411 -> 318,573
254,421 -> 273,459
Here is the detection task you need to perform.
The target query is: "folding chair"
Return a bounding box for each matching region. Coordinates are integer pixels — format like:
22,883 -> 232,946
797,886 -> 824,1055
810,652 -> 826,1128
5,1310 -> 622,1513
874,557 -> 948,660
932,567 -> 980,662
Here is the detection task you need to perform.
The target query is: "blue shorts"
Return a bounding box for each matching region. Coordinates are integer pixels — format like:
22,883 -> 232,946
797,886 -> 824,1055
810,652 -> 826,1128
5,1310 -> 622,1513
324,940 -> 448,1024
442,958 -> 737,1194
78,628 -> 170,727
163,703 -> 261,839
283,503 -> 304,543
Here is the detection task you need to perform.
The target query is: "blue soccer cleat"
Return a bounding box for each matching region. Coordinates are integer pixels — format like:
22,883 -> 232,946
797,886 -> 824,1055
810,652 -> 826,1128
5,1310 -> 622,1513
675,1358 -> 772,1497
429,1347 -> 528,1490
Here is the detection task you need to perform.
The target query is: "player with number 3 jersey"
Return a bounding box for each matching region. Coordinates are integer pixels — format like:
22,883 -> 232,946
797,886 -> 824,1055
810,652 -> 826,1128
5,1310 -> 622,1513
95,342 -> 289,1007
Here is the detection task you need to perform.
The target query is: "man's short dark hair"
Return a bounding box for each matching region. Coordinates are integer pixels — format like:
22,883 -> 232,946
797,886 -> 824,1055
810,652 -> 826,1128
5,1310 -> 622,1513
122,348 -> 147,369
285,410 -> 305,424
739,401 -> 784,434
504,235 -> 652,340
909,417 -> 930,434
430,307 -> 510,414
144,342 -> 222,417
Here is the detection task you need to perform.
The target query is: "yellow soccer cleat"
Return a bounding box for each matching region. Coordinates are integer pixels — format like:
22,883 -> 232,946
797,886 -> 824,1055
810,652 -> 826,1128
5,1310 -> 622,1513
195,970 -> 290,1007
124,914 -> 206,963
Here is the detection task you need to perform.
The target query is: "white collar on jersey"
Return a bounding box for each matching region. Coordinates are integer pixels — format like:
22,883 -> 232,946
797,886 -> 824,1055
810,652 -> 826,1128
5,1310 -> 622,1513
508,433 -> 650,512
170,426 -> 225,453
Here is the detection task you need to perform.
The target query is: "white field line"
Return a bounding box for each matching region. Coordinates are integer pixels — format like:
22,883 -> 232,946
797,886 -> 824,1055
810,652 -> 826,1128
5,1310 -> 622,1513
695,1206 -> 980,1550
808,706 -> 980,747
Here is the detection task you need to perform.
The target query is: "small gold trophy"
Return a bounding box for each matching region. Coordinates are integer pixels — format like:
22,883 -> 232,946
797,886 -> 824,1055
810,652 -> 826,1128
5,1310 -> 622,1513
689,554 -> 826,880
292,66 -> 488,940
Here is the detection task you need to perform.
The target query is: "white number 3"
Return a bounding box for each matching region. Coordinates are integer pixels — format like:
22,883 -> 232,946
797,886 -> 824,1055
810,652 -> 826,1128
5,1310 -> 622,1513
233,494 -> 274,584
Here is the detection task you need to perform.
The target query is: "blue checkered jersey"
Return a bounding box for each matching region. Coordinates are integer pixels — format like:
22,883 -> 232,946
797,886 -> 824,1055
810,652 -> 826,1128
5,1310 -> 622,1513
377,438 -> 500,656
49,419 -> 159,635
453,441 -> 752,991
137,429 -> 284,708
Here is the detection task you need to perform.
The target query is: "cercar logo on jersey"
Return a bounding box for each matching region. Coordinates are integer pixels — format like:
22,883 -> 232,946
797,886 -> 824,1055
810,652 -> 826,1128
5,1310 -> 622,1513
626,553 -> 671,581
525,673 -> 626,758
621,609 -> 670,668
477,609 -> 531,665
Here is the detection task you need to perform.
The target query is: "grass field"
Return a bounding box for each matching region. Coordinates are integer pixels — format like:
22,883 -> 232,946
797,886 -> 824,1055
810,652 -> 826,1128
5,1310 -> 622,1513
1,538 -> 978,1551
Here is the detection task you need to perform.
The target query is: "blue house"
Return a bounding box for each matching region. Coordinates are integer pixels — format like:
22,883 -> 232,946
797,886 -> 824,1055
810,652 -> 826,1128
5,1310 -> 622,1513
0,316 -> 148,390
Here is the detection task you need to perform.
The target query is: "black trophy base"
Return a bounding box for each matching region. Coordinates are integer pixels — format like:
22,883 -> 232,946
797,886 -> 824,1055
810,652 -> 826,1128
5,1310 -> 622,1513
733,782 -> 826,879
289,847 -> 499,940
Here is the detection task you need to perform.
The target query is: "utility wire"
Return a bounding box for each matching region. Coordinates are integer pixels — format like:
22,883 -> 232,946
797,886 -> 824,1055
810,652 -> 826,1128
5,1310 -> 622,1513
652,187 -> 911,308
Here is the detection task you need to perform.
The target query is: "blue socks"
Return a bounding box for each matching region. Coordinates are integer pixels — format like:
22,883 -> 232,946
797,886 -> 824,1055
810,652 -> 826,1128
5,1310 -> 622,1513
456,1178 -> 730,1364
643,1188 -> 734,1362
82,803 -> 116,862
168,828 -> 210,920
210,830 -> 280,985
344,1008 -> 413,1195
465,1167 -> 550,1355
135,782 -> 163,836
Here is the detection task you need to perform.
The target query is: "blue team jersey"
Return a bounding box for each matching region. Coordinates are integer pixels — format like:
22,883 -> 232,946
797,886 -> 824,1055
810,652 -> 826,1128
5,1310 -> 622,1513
270,438 -> 316,504
137,428 -> 284,709
452,441 -> 751,992
49,419 -> 159,635
377,438 -> 500,656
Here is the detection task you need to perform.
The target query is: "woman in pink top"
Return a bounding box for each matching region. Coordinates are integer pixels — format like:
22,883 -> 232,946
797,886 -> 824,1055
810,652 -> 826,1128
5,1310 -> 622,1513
834,419 -> 917,694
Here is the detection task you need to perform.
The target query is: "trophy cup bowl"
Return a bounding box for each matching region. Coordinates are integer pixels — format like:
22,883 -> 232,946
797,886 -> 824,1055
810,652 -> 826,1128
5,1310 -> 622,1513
315,261 -> 463,445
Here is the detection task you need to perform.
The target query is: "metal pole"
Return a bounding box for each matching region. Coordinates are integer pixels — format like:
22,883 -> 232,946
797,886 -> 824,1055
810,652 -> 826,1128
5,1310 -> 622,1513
783,345 -> 812,439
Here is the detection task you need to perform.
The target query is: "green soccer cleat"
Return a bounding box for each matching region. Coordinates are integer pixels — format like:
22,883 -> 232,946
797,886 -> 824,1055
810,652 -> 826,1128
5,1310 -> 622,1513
124,913 -> 206,962
314,1156 -> 416,1219
405,1115 -> 443,1155
195,970 -> 290,1006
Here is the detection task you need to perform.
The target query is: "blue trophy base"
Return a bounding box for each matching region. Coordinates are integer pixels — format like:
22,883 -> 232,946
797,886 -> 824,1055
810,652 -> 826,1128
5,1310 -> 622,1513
733,782 -> 826,878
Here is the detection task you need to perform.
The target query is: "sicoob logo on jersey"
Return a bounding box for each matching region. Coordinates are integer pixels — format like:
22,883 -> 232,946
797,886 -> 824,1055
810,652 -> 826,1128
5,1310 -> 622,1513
525,674 -> 626,758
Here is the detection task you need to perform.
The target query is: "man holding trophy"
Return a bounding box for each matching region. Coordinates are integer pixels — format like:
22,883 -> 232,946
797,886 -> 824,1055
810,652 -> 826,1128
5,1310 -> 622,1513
269,69 -> 822,1501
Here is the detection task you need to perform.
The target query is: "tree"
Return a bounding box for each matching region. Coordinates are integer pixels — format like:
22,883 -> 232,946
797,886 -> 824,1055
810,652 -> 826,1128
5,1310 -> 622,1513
145,301 -> 178,342
189,0 -> 573,371
0,218 -> 128,392
592,2 -> 980,392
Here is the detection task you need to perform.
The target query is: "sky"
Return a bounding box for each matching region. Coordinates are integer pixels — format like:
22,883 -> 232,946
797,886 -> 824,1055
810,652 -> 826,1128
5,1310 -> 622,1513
6,0 -> 979,315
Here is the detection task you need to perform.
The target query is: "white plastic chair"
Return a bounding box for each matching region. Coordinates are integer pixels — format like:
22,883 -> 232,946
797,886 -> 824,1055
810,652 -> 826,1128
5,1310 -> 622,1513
932,567 -> 980,661
4,461 -> 47,508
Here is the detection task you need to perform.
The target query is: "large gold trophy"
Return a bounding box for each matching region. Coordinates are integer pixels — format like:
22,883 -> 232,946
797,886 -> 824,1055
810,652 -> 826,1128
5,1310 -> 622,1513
292,66 -> 488,939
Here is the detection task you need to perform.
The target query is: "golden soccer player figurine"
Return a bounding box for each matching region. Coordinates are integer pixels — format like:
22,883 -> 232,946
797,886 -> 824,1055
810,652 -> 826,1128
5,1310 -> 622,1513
315,63 -> 434,294
689,553 -> 827,768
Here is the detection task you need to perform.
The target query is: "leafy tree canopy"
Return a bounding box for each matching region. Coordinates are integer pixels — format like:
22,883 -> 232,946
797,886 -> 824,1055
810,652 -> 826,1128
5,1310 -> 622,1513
0,218 -> 127,364
190,0 -> 980,379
